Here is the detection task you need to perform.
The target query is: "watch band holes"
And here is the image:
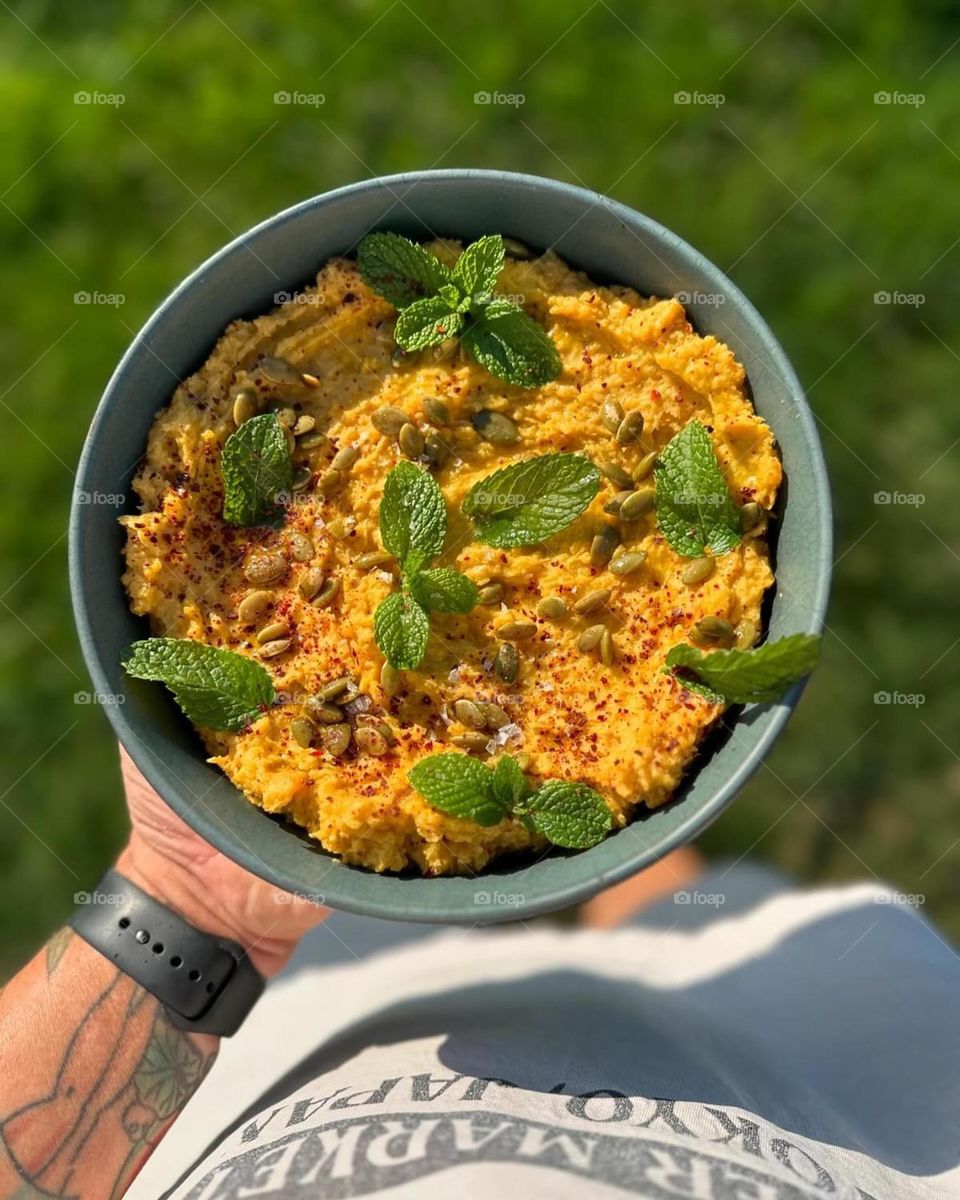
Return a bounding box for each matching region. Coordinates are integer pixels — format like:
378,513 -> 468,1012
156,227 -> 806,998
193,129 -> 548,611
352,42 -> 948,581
152,942 -> 164,955
188,969 -> 201,982
169,955 -> 182,968
118,917 -> 130,929
135,929 -> 150,944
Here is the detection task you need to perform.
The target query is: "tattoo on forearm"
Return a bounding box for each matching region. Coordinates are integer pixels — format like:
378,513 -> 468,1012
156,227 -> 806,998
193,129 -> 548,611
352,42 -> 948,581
0,929 -> 216,1199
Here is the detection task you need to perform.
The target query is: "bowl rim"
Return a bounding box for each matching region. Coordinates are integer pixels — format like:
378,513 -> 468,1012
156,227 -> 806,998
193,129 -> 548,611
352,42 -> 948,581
69,168 -> 832,923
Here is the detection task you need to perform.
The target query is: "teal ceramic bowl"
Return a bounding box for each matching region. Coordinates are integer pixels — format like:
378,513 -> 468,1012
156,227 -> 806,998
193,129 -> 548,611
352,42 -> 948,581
70,170 -> 831,924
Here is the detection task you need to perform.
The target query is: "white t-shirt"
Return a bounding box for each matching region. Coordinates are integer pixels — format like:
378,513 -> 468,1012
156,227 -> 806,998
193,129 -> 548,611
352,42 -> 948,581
131,872 -> 960,1199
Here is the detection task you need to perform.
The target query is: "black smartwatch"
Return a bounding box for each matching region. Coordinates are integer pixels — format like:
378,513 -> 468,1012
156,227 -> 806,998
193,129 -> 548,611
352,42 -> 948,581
70,868 -> 264,1036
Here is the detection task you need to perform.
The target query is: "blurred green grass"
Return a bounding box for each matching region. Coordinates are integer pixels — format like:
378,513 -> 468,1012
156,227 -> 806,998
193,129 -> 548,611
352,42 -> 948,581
1,0 -> 958,975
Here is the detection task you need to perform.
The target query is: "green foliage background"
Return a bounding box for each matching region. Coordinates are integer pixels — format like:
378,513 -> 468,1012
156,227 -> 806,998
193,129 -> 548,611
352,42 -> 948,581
1,0 -> 957,973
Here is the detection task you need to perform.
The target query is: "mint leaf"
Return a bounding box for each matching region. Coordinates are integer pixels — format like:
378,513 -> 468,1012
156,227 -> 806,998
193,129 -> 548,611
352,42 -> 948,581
526,780 -> 612,849
379,462 -> 446,575
408,753 -> 508,826
394,294 -> 464,351
357,232 -> 451,309
221,413 -> 293,527
492,754 -> 531,809
373,590 -> 431,670
654,421 -> 742,557
408,568 -> 479,614
462,298 -> 562,389
123,638 -> 275,732
464,453 -> 600,548
453,234 -> 505,302
665,633 -> 822,704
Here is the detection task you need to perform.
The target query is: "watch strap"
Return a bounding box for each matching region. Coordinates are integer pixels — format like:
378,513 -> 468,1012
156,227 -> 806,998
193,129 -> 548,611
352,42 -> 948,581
70,868 -> 264,1036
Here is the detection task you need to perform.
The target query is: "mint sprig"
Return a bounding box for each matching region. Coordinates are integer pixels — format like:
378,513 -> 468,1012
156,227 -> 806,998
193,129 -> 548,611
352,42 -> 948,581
357,231 -> 561,390
408,752 -> 613,850
664,633 -> 822,704
654,420 -> 742,557
221,413 -> 293,527
374,464 -> 478,670
463,452 -> 601,548
123,638 -> 275,732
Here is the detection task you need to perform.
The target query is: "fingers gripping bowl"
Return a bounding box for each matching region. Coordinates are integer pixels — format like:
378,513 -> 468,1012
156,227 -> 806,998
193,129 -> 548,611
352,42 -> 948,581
70,171 -> 831,923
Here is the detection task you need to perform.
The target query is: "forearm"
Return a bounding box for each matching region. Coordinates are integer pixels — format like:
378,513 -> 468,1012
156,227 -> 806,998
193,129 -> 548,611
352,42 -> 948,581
0,927 -> 217,1199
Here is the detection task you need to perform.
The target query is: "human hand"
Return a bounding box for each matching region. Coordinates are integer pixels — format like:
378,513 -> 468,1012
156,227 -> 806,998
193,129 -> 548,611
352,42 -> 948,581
116,746 -> 328,977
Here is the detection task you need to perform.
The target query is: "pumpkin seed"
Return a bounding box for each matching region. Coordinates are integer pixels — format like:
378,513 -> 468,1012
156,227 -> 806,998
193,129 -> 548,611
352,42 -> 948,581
609,550 -> 647,577
301,372 -> 320,388
318,675 -> 353,701
600,628 -> 616,666
256,619 -> 290,645
232,388 -> 258,426
635,450 -> 658,480
615,410 -> 645,445
693,616 -> 735,646
273,405 -> 297,429
289,532 -> 314,562
292,414 -> 316,436
380,662 -> 401,698
331,444 -> 360,471
238,590 -> 272,624
292,466 -> 313,491
601,398 -> 624,435
423,431 -> 449,469
298,431 -> 328,452
599,460 -> 634,490
454,698 -> 486,729
290,717 -> 316,748
355,726 -> 389,756
573,587 -> 612,615
423,397 -> 450,426
283,427 -> 296,456
321,723 -> 352,757
363,717 -> 397,744
577,624 -> 606,652
316,468 -> 343,495
498,620 -> 537,640
734,617 -> 757,650
478,583 -> 505,606
472,410 -> 519,444
494,643 -> 519,684
745,514 -> 769,539
503,237 -> 537,260
312,577 -> 341,607
398,423 -> 424,458
483,702 -> 511,730
244,551 -> 287,585
536,595 -> 567,619
298,568 -> 325,600
355,550 -> 393,570
619,488 -> 655,520
259,355 -> 301,384
451,731 -> 490,753
740,501 -> 763,531
303,697 -> 344,724
603,490 -> 633,516
372,406 -> 408,436
590,525 -> 620,569
259,638 -> 291,658
391,347 -> 408,369
681,556 -> 715,586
